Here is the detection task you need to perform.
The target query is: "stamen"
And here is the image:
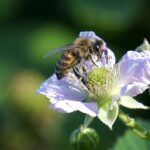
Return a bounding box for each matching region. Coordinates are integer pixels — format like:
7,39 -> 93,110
86,68 -> 115,100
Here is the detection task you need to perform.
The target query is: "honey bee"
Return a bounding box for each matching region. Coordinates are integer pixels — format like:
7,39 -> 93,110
45,32 -> 107,80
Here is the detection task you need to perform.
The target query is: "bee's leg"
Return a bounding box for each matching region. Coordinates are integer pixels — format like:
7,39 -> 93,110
73,67 -> 88,87
81,65 -> 88,77
73,67 -> 81,79
88,54 -> 99,67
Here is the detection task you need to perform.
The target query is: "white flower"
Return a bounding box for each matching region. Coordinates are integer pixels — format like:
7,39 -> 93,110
37,33 -> 150,129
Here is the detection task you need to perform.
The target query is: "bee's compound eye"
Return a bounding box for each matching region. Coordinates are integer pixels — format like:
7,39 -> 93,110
93,43 -> 100,52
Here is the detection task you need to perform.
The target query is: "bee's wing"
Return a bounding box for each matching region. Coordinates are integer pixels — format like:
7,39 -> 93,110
44,45 -> 79,58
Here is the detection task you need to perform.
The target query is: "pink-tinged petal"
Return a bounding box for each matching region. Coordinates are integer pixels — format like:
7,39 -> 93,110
79,31 -> 102,40
111,50 -> 150,108
36,74 -> 98,116
80,48 -> 115,70
119,82 -> 149,97
50,100 -> 98,117
119,51 -> 150,85
36,74 -> 86,102
105,48 -> 116,69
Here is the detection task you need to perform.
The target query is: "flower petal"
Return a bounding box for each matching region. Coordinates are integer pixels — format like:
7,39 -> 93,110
119,82 -> 149,98
50,100 -> 98,117
80,48 -> 115,72
36,74 -> 86,102
111,51 -> 150,107
110,82 -> 149,109
98,103 -> 119,129
105,48 -> 116,69
36,74 -> 98,116
119,96 -> 149,109
79,31 -> 102,40
119,51 -> 150,85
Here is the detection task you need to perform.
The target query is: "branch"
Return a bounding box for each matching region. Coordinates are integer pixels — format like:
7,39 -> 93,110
118,110 -> 150,141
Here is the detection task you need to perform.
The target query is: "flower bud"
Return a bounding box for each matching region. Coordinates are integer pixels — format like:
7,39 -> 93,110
70,126 -> 99,150
135,39 -> 150,51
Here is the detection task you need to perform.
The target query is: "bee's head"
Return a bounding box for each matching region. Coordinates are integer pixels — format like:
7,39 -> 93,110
92,40 -> 107,58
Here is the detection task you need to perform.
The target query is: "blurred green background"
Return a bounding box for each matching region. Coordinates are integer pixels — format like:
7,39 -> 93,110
0,0 -> 150,150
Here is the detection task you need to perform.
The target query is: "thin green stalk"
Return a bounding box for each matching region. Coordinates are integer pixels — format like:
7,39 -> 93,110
118,110 -> 150,141
83,115 -> 94,128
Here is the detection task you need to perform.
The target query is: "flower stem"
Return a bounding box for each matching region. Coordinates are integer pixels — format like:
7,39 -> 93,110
83,115 -> 94,128
118,110 -> 150,141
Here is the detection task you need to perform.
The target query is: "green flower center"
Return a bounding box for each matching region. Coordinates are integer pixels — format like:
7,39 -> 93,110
87,68 -> 115,103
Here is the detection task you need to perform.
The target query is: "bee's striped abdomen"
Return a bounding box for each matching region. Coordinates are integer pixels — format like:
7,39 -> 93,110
55,51 -> 80,80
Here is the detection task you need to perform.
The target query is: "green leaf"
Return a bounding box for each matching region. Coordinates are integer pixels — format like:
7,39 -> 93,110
119,96 -> 149,109
113,119 -> 150,150
98,103 -> 119,129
